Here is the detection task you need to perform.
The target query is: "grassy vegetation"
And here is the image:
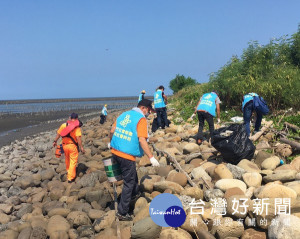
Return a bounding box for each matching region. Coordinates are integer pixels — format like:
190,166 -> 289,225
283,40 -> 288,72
169,26 -> 300,160
170,25 -> 300,120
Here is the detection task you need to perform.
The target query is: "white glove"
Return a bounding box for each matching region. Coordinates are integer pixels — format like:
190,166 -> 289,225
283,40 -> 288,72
150,157 -> 160,167
107,143 -> 111,149
217,118 -> 221,124
190,113 -> 196,120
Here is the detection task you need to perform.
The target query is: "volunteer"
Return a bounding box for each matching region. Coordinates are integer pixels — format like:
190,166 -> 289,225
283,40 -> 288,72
109,99 -> 159,221
53,113 -> 85,183
154,85 -> 169,129
138,90 -> 146,103
194,91 -> 221,145
242,93 -> 263,137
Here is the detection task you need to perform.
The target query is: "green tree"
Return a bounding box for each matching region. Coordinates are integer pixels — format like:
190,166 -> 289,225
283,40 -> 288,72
290,24 -> 300,67
169,74 -> 197,93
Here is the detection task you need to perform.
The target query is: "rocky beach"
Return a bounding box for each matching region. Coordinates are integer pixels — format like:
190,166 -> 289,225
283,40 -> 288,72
0,109 -> 300,239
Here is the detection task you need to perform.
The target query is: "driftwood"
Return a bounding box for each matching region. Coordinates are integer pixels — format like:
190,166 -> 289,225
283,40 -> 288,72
184,150 -> 217,163
284,122 -> 300,132
250,121 -> 273,141
153,143 -> 214,189
152,143 -> 198,187
277,108 -> 293,125
290,136 -> 300,141
280,137 -> 300,150
113,183 -> 121,239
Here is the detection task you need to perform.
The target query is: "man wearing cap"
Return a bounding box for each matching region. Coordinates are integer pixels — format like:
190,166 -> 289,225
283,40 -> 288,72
194,91 -> 221,145
154,85 -> 169,129
138,90 -> 146,103
53,113 -> 85,183
109,99 -> 159,221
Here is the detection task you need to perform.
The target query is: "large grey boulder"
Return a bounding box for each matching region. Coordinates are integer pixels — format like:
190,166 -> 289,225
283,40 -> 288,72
268,214 -> 300,239
131,217 -> 161,239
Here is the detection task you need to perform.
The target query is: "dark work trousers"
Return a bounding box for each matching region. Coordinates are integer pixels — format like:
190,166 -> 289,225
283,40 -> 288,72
112,154 -> 139,215
197,111 -> 215,142
243,101 -> 263,137
156,107 -> 169,129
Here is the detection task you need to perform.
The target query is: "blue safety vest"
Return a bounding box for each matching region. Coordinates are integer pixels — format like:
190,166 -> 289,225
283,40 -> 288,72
102,107 -> 107,116
111,110 -> 144,157
242,93 -> 258,110
154,90 -> 166,108
138,93 -> 144,103
197,92 -> 218,117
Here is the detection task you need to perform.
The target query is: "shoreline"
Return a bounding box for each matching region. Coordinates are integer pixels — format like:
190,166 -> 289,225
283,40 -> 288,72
0,109 -> 122,148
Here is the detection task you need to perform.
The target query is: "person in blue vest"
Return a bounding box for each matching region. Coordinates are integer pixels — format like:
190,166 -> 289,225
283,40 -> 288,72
154,85 -> 169,129
138,90 -> 146,103
194,91 -> 221,145
100,104 -> 108,124
109,99 -> 159,221
242,93 -> 262,137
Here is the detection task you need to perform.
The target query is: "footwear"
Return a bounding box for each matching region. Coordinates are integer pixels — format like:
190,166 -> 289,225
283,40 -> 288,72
116,212 -> 132,221
253,130 -> 259,134
68,179 -> 75,183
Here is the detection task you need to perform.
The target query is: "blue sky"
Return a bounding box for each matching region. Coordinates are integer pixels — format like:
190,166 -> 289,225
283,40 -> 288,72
0,1 -> 299,100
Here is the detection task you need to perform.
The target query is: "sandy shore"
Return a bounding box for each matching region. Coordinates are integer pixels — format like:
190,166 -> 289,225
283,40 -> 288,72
0,109 -> 121,148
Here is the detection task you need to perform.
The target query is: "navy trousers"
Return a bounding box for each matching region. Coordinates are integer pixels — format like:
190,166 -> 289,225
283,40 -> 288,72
156,107 -> 169,128
197,111 -> 215,141
243,101 -> 263,136
113,154 -> 139,215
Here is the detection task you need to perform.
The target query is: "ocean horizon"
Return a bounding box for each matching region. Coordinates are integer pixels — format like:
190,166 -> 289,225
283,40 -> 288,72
0,96 -> 154,114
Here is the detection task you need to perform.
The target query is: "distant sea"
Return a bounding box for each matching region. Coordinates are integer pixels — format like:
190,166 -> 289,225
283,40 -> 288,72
0,96 -> 143,114
0,96 -> 153,146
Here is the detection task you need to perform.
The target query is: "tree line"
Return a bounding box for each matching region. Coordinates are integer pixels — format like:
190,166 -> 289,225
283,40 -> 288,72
170,24 -> 300,112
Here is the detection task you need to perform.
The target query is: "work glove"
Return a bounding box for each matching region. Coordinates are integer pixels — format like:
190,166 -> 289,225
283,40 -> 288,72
150,157 -> 160,167
190,113 -> 196,120
217,118 -> 221,124
107,143 -> 111,149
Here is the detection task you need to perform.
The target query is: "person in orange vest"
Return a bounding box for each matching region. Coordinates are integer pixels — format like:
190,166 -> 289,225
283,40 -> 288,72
53,113 -> 85,183
109,99 -> 159,221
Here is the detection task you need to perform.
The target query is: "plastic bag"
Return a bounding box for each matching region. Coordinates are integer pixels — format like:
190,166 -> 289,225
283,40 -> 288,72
212,124 -> 255,164
100,115 -> 106,124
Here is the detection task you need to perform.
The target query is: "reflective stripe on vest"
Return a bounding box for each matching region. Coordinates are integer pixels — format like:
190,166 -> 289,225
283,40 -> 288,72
154,90 -> 166,108
111,110 -> 144,157
197,92 -> 217,117
242,93 -> 258,110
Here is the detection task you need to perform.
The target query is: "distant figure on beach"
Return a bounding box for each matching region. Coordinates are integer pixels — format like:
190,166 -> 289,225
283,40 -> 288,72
53,113 -> 85,183
194,91 -> 221,145
109,99 -> 159,221
100,104 -> 108,124
138,90 -> 146,103
154,85 -> 169,129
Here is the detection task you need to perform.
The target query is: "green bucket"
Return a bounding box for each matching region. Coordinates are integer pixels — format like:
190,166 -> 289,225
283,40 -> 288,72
103,157 -> 122,182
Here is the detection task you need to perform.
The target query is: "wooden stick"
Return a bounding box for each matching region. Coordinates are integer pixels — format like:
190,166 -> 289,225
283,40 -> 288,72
153,144 -> 212,189
277,108 -> 293,125
153,143 -> 197,187
113,183 -> 121,239
250,121 -> 273,142
280,137 -> 300,150
284,122 -> 300,132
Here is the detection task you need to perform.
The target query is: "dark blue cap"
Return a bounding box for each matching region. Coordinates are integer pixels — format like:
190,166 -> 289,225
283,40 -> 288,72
70,113 -> 78,119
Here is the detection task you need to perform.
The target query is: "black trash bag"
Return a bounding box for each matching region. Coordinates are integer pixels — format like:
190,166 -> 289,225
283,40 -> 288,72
211,124 -> 255,165
99,115 -> 106,124
151,117 -> 171,133
152,117 -> 159,132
